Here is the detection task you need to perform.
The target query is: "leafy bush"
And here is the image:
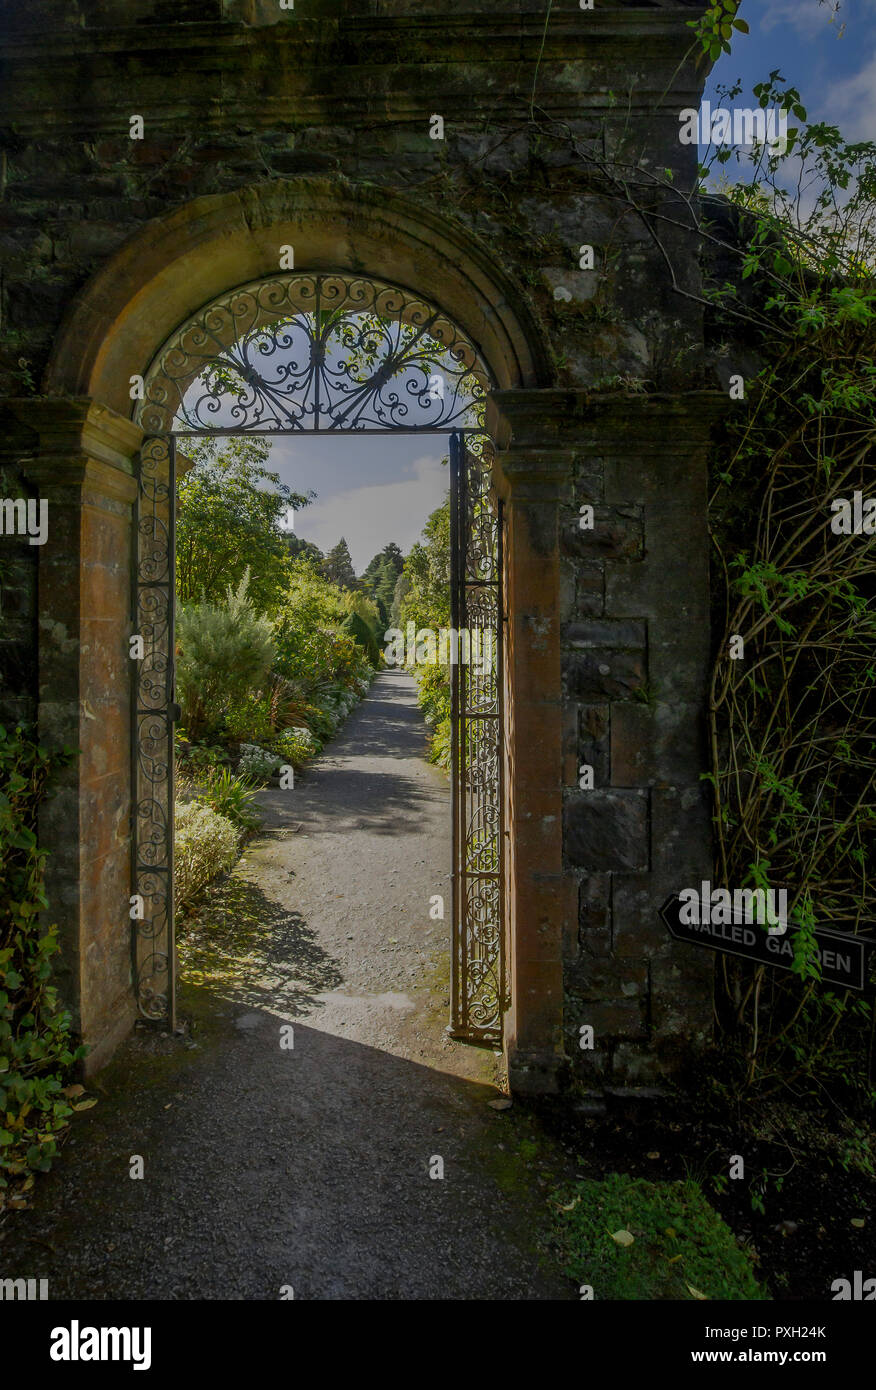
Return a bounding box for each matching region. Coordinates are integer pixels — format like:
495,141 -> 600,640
174,800 -> 240,912
271,726 -> 321,767
554,1174 -> 766,1301
237,743 -> 283,783
200,766 -> 262,832
413,662 -> 451,769
295,701 -> 337,743
175,733 -> 230,775
0,724 -> 84,1186
221,690 -> 275,745
176,570 -> 275,741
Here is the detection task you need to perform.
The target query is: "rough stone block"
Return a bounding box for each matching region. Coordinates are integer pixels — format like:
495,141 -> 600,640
575,562 -> 604,617
563,504 -> 644,561
564,789 -> 649,871
564,618 -> 646,650
563,648 -> 645,702
577,871 -> 612,956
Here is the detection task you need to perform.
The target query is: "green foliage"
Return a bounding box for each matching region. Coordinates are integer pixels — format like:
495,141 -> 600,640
554,1174 -> 766,1301
270,726 -> 321,767
320,536 -> 358,591
687,0 -> 749,64
174,800 -> 240,913
272,558 -> 374,695
237,743 -> 283,784
360,543 -> 404,625
0,724 -> 84,1185
199,766 -> 262,833
176,436 -> 312,613
340,609 -> 381,665
703,83 -> 876,1098
221,691 -> 276,746
177,570 -> 275,741
397,490 -> 452,766
283,532 -> 323,566
414,662 -> 451,770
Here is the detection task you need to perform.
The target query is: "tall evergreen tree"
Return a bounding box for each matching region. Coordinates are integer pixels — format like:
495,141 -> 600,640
321,537 -> 358,590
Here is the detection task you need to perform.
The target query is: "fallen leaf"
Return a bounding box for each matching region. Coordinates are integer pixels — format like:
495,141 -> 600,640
71,1098 -> 97,1111
610,1229 -> 635,1247
851,1218 -> 866,1228
558,1196 -> 581,1213
686,1283 -> 709,1301
647,1151 -> 660,1160
667,1254 -> 682,1264
488,1097 -> 512,1111
62,1083 -> 85,1099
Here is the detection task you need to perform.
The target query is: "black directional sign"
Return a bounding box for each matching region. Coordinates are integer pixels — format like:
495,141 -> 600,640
659,895 -> 873,992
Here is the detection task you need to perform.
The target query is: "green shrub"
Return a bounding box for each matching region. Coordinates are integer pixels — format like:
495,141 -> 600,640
414,662 -> 451,768
176,570 -> 274,741
340,610 -> 380,665
200,766 -> 262,832
175,733 -> 230,775
221,690 -> 275,745
174,800 -> 240,912
0,724 -> 84,1185
237,743 -> 283,784
271,726 -> 321,767
554,1173 -> 766,1301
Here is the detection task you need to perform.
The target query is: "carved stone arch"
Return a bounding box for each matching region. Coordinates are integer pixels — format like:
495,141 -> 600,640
32,174 -> 571,1087
44,176 -> 553,414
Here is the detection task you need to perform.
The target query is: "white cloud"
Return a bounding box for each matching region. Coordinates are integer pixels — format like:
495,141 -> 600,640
291,453 -> 447,572
759,0 -> 843,38
827,51 -> 876,140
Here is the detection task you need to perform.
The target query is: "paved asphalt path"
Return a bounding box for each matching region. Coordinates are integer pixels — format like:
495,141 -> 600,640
0,671 -> 572,1300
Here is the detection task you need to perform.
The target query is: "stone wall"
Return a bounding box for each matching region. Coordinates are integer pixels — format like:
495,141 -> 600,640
0,0 -> 721,1087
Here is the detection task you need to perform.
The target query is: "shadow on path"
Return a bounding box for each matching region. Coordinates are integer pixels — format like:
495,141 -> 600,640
0,670 -> 574,1299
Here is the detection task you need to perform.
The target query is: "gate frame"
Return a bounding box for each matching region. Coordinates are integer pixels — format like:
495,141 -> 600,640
32,179 -> 570,1090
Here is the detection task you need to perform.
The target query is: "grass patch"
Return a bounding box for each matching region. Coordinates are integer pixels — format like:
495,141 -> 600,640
554,1173 -> 767,1300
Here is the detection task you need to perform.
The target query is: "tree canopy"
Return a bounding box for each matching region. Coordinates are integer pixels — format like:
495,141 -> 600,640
176,436 -> 312,613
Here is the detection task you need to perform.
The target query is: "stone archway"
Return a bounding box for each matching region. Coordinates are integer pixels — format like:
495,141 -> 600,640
28,177 -> 570,1089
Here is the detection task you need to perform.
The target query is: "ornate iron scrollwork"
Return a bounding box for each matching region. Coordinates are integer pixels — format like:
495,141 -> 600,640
132,435 -> 176,1026
449,431 -> 505,1045
137,273 -> 489,435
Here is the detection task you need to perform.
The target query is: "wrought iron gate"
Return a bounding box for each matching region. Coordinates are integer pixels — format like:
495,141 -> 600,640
131,434 -> 177,1026
130,272 -> 507,1042
449,431 -> 505,1046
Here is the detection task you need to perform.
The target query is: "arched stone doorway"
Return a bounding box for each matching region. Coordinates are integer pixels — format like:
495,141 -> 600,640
31,178 -> 570,1090
130,267 -> 506,1051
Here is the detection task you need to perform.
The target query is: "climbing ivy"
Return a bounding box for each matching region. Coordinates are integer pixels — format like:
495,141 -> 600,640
0,724 -> 84,1191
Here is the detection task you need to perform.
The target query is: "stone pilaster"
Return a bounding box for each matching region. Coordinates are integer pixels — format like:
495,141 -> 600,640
488,391 -> 577,1094
11,398 -> 144,1073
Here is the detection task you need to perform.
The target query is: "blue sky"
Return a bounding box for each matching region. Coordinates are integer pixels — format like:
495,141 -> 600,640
262,0 -> 876,576
706,0 -> 876,141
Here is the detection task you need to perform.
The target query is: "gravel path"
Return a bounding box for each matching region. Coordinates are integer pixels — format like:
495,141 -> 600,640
0,671 -> 572,1300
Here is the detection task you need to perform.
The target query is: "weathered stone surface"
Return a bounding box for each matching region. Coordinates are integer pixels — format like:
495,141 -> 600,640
563,648 -> 646,702
577,871 -> 612,956
564,788 -> 649,872
0,3 -> 720,1091
578,703 -> 610,785
562,504 -> 644,561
